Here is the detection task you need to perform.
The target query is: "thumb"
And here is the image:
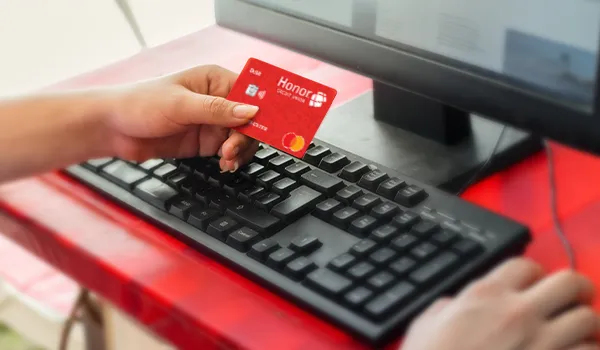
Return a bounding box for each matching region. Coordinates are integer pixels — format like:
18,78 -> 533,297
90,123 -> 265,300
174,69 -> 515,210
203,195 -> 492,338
175,90 -> 259,127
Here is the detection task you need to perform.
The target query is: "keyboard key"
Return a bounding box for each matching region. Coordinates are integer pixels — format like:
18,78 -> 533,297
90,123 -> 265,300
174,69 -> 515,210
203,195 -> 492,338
344,286 -> 373,308
347,261 -> 376,280
133,178 -> 178,210
207,217 -> 239,241
248,238 -> 280,261
257,170 -> 282,189
353,193 -> 382,212
167,172 -> 190,188
328,253 -> 357,272
254,148 -> 278,164
339,161 -> 370,182
289,235 -> 322,254
411,221 -> 440,237
358,169 -> 389,192
153,163 -> 178,180
331,207 -> 361,229
207,190 -> 235,212
139,158 -> 163,171
187,208 -> 220,230
452,238 -> 484,257
168,197 -> 201,220
389,257 -> 416,276
305,269 -> 353,296
284,256 -> 317,281
377,178 -> 406,199
411,242 -> 438,260
319,153 -> 350,173
312,198 -> 343,221
240,162 -> 265,180
394,185 -> 428,207
226,227 -> 261,252
301,169 -> 345,196
391,211 -> 421,230
370,202 -> 400,219
208,171 -> 235,188
365,282 -> 416,320
303,145 -> 331,166
391,234 -> 419,251
349,215 -> 379,237
370,225 -> 400,243
85,157 -> 114,171
238,186 -> 265,203
223,177 -> 252,196
194,184 -> 216,205
369,247 -> 398,265
271,186 -> 323,222
101,160 -> 148,189
350,239 -> 378,256
255,192 -> 282,211
268,154 -> 295,170
193,161 -> 220,182
225,203 -> 281,236
180,180 -> 198,195
284,162 -> 310,178
271,177 -> 299,195
267,248 -> 297,270
177,158 -> 197,172
410,252 -> 459,286
335,186 -> 363,204
367,271 -> 395,291
432,229 -> 459,246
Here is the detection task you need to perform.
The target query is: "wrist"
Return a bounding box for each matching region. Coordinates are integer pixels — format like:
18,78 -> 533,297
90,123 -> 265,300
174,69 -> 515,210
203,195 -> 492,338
74,88 -> 122,160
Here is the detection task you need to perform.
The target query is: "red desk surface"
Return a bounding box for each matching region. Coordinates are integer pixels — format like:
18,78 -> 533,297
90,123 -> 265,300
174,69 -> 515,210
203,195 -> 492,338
2,26 -> 600,350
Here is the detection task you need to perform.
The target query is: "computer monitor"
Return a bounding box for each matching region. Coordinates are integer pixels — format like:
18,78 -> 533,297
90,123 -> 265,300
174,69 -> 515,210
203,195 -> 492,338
215,0 -> 600,191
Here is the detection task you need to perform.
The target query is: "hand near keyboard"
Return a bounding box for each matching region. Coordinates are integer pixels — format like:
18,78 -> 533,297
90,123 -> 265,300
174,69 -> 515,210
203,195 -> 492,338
0,64 -> 259,183
401,258 -> 599,350
106,64 -> 260,172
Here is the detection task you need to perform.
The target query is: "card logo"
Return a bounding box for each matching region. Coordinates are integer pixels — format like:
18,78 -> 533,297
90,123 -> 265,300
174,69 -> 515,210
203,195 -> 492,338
277,76 -> 327,107
282,132 -> 305,152
309,91 -> 327,108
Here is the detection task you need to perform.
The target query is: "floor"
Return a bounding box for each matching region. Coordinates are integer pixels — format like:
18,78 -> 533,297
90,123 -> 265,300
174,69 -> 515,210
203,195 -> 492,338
0,0 -> 216,348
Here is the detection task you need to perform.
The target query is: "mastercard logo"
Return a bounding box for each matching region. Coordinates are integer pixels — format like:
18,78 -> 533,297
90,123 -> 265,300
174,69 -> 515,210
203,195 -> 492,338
282,132 -> 305,152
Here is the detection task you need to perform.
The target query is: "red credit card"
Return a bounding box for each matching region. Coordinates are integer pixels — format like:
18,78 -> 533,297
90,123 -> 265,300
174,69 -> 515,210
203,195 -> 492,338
227,58 -> 337,158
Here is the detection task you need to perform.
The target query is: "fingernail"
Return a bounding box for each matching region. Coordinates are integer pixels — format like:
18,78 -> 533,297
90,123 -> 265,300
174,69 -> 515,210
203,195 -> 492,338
230,161 -> 239,173
233,104 -> 259,119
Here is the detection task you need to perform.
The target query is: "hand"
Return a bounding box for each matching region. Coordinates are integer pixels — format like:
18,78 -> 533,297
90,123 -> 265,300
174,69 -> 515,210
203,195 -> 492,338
104,64 -> 259,172
401,258 -> 600,350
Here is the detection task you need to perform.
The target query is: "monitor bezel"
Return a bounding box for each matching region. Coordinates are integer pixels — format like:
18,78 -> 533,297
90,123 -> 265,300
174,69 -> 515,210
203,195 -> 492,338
216,0 -> 600,155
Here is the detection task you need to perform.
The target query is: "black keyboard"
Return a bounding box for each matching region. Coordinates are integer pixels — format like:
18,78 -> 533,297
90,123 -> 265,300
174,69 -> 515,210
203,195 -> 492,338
64,140 -> 531,346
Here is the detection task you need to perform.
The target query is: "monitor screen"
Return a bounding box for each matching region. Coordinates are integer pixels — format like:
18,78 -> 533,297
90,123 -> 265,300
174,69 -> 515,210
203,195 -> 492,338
242,0 -> 600,112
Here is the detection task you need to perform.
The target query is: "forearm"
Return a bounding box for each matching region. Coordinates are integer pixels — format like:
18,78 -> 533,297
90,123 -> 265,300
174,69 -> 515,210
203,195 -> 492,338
0,89 -> 115,183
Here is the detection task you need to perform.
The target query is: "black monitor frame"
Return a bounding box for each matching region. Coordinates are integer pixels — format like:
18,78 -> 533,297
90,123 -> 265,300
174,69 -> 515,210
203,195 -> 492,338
216,0 -> 600,156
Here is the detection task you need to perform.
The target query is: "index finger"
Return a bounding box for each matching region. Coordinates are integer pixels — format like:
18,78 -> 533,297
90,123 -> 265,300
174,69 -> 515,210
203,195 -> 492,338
482,258 -> 545,291
523,270 -> 595,317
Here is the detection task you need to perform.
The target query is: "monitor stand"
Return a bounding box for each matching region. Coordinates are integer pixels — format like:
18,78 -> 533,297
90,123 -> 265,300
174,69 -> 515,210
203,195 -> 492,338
314,81 -> 542,193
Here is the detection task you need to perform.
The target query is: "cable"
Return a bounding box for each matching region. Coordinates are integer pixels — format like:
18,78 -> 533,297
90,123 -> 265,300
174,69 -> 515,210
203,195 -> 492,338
454,132 -> 575,269
544,139 -> 576,270
456,125 -> 507,196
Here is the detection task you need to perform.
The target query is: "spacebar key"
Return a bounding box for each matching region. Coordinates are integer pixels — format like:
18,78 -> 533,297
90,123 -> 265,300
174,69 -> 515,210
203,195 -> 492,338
225,203 -> 282,236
